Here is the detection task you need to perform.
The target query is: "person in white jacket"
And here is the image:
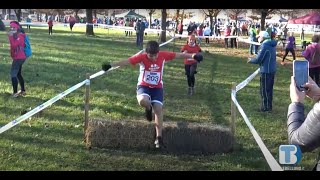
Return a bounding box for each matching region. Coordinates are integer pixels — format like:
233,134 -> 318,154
203,25 -> 211,45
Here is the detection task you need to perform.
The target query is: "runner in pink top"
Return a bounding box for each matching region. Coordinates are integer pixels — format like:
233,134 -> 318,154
181,35 -> 202,95
102,40 -> 203,149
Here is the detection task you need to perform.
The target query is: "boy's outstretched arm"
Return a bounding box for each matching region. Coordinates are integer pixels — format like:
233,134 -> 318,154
175,52 -> 203,63
102,59 -> 131,71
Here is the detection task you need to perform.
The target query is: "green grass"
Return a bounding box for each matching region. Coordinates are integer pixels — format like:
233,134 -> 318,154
0,26 -> 318,171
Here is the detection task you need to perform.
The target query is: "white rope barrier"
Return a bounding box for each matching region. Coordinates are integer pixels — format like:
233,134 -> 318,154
6,21 -> 286,47
2,20 -> 286,170
236,68 -> 260,92
9,21 -> 165,33
0,80 -> 87,134
231,68 -> 283,171
0,36 -> 176,134
173,33 -> 262,45
231,93 -> 283,171
91,37 -> 176,80
2,21 -> 312,47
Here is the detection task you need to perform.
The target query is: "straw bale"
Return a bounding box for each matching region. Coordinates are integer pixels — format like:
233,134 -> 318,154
85,118 -> 234,154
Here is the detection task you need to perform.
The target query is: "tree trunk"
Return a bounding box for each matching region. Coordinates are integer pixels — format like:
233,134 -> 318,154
93,9 -> 97,19
57,12 -> 61,22
14,9 -> 22,22
86,9 -> 94,36
260,12 -> 267,31
75,10 -> 79,18
160,9 -> 167,43
175,9 -> 180,33
209,15 -> 214,35
45,13 -> 48,22
235,13 -> 238,27
149,14 -> 152,29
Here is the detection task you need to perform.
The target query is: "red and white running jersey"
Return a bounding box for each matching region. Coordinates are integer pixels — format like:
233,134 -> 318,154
128,51 -> 176,88
180,44 -> 201,65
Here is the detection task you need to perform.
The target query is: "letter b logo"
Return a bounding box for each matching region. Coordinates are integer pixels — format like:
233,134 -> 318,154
279,145 -> 302,165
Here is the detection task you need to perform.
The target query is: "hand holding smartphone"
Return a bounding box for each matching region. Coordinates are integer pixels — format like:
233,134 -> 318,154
293,60 -> 309,91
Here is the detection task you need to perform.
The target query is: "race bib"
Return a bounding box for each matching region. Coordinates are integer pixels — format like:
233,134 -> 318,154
143,71 -> 160,85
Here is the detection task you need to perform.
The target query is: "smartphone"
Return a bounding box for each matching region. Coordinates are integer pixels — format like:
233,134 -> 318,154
293,60 -> 309,91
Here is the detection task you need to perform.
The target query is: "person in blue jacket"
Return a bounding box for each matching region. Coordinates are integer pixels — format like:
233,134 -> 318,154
247,31 -> 277,112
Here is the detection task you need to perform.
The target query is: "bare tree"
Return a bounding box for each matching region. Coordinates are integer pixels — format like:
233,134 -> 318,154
13,9 -> 22,22
32,9 -> 57,22
8,9 -> 11,19
54,9 -> 67,22
252,9 -> 278,30
95,9 -> 110,16
73,9 -> 81,20
202,9 -> 222,35
226,9 -> 247,25
93,9 -> 97,19
86,9 -> 94,36
174,9 -> 185,33
280,9 -> 313,19
146,9 -> 156,29
185,11 -> 195,19
181,9 -> 185,24
160,9 -> 167,43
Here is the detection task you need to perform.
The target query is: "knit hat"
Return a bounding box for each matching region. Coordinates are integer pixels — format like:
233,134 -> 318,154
10,21 -> 20,29
257,31 -> 270,39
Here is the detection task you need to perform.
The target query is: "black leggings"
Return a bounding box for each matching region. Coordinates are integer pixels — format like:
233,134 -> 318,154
309,67 -> 320,86
282,48 -> 296,62
11,60 -> 25,93
70,23 -> 75,31
185,63 -> 197,87
205,35 -> 210,43
224,38 -> 229,48
49,26 -> 53,34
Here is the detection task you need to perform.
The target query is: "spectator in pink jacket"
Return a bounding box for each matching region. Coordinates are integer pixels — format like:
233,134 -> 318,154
48,18 -> 53,35
224,25 -> 231,48
8,21 -> 27,98
69,16 -> 76,32
197,24 -> 204,46
303,35 -> 320,86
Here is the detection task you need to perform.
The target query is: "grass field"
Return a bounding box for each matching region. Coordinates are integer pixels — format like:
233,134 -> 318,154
0,25 -> 318,171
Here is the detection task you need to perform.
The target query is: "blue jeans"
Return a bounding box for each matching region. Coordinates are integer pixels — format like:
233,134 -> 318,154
136,32 -> 144,48
260,72 -> 275,111
249,38 -> 258,54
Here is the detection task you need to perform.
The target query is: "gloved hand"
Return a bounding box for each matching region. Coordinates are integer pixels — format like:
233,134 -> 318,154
102,63 -> 112,71
192,53 -> 203,63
